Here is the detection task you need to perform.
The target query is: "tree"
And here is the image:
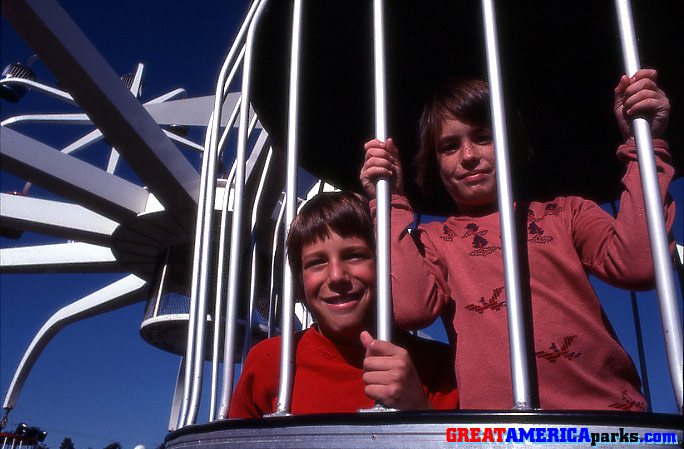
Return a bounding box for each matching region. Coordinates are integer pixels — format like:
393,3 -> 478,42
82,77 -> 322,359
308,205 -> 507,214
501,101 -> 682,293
102,443 -> 121,449
59,438 -> 75,449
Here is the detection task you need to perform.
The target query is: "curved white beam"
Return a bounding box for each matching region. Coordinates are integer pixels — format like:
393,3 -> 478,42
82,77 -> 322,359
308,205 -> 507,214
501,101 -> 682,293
0,242 -> 122,273
2,0 -> 200,219
2,274 -> 148,410
1,128 -> 149,223
0,193 -> 118,245
143,93 -> 246,128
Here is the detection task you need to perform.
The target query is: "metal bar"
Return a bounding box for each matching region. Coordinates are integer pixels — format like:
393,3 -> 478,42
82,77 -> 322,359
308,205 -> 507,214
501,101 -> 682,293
372,0 -> 392,344
242,147 -> 274,363
210,105 -> 257,420
0,242 -> 120,274
615,0 -> 683,414
1,121 -> 149,224
272,0 -> 303,416
178,105 -> 215,427
169,357 -> 186,432
106,63 -> 145,175
1,112 -> 90,127
218,0 -> 270,419
3,275 -> 147,410
609,201 -> 652,411
209,176 -> 230,422
209,96 -> 247,419
482,0 -> 532,410
0,78 -> 77,105
269,195 -> 287,339
2,0 -> 200,217
0,193 -> 117,246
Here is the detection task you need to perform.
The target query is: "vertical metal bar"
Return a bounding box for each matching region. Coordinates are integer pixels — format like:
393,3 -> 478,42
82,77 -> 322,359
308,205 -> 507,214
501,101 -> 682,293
209,99 -> 242,421
271,0 -> 304,416
268,196 -> 287,339
482,0 -> 532,410
189,0 -> 263,423
242,146 -> 274,363
630,291 -> 653,410
169,357 -> 186,431
610,201 -> 652,411
372,0 -> 392,344
217,0 -> 270,419
178,100 -> 214,427
153,249 -> 170,317
615,0 -> 683,414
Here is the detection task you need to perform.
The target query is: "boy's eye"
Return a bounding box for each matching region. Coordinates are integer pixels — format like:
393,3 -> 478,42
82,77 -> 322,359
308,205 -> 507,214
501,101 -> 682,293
303,258 -> 326,270
346,252 -> 367,261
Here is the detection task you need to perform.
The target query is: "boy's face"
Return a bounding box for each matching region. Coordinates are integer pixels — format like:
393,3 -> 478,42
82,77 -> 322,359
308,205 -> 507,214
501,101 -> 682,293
300,231 -> 375,345
436,117 -> 498,212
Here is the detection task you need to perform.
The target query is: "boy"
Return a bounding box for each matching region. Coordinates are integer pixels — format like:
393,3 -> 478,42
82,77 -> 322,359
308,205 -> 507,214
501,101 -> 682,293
229,191 -> 459,417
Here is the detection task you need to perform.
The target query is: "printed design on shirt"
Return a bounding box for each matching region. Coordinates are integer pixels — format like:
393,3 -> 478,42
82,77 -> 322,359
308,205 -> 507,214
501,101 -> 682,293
462,223 -> 500,256
439,223 -> 500,256
526,207 -> 558,244
465,287 -> 506,313
439,225 -> 458,242
542,203 -> 563,218
608,391 -> 646,411
463,223 -> 488,238
534,335 -> 581,362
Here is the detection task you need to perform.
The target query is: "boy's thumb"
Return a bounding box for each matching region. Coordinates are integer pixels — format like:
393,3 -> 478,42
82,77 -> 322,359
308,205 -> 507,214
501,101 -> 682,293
360,330 -> 374,349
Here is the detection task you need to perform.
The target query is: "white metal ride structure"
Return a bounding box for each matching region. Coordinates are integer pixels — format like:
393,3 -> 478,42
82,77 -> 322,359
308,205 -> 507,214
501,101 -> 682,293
1,0 -> 683,448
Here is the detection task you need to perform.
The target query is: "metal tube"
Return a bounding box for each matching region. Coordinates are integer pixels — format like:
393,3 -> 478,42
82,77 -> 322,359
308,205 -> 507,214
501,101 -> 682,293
178,106 -> 214,427
209,97 -> 244,421
242,147 -> 274,363
615,0 -> 683,414
272,0 -> 303,416
372,0 -> 392,344
218,0 -> 270,419
269,196 -> 287,339
188,0 -> 264,423
208,175 -> 229,422
610,201 -> 652,411
482,0 -> 532,410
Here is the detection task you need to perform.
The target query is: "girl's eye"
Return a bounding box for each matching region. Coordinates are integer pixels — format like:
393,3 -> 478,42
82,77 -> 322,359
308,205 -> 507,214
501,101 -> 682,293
475,134 -> 493,145
439,144 -> 459,154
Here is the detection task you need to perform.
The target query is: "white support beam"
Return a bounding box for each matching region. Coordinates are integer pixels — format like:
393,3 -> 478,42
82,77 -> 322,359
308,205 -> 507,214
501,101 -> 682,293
0,193 -> 118,245
143,93 -> 248,128
0,242 -> 122,273
1,0 -> 200,221
2,274 -> 148,410
1,128 -> 149,223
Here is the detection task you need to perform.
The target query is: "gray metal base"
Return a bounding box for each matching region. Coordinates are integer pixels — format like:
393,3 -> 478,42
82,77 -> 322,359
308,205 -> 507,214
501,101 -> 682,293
165,411 -> 683,448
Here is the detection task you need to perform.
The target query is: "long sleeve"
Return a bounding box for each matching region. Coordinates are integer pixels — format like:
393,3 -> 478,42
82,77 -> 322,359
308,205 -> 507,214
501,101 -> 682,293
572,140 -> 675,290
371,194 -> 452,330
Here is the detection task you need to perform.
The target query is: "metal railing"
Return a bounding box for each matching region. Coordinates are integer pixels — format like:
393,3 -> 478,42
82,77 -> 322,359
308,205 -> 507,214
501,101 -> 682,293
178,0 -> 683,427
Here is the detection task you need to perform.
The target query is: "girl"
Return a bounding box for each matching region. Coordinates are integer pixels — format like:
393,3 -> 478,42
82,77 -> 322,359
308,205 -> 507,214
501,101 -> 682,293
360,70 -> 674,410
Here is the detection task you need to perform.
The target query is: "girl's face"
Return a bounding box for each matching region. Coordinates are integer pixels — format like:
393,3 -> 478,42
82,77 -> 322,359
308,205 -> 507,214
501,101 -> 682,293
300,231 -> 375,345
436,117 -> 498,212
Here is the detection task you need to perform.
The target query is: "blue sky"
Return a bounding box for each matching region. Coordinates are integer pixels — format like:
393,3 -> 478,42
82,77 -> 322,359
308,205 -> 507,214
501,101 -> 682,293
1,1 -> 682,449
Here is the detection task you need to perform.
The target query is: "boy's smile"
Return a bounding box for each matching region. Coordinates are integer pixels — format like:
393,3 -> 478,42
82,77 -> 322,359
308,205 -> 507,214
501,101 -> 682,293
300,232 -> 375,345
